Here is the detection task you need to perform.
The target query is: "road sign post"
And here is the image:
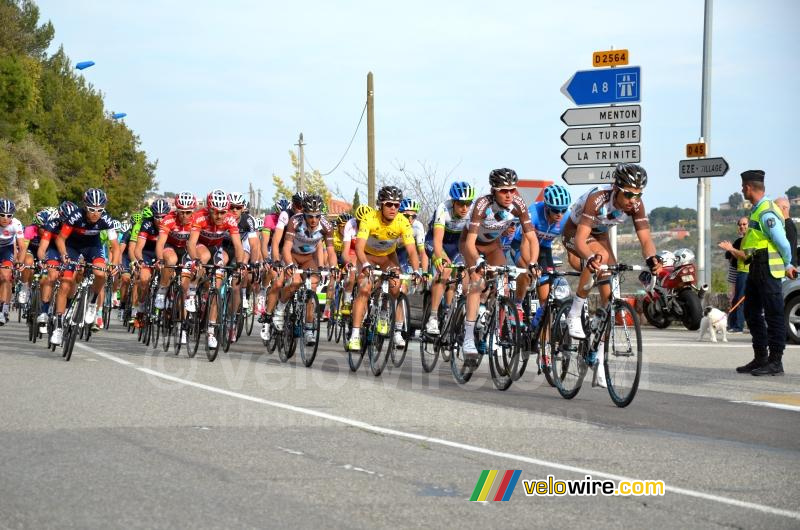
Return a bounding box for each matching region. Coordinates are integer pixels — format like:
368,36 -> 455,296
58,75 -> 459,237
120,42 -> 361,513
561,105 -> 641,127
678,157 -> 729,179
561,66 -> 641,106
561,125 -> 640,146
562,166 -> 614,185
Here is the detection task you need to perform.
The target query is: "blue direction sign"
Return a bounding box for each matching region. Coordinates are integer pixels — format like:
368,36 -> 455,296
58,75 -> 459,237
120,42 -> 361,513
561,66 -> 641,106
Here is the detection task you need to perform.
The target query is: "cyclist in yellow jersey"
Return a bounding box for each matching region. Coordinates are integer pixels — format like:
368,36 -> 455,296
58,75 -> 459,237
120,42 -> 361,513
348,186 -> 421,351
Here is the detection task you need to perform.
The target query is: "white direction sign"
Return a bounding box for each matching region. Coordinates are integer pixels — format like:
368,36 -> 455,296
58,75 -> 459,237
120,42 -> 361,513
561,145 -> 640,166
562,166 -> 614,185
678,157 -> 729,179
561,104 -> 641,126
561,125 -> 640,146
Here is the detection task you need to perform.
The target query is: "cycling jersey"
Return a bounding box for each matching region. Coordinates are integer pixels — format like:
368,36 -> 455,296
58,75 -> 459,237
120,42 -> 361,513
568,184 -> 649,234
396,219 -> 425,269
356,210 -> 415,257
333,218 -> 358,255
513,201 -> 567,249
23,224 -> 42,250
284,213 -> 334,255
191,208 -> 239,247
59,209 -> 116,247
223,213 -> 257,243
159,212 -> 192,249
467,194 -> 533,243
137,217 -> 160,252
425,199 -> 470,245
0,218 -> 26,248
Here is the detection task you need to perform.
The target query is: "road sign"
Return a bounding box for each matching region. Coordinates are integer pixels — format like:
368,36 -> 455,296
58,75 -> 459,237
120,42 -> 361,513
686,142 -> 707,158
560,105 -> 641,126
561,125 -> 640,146
593,49 -> 629,68
678,157 -> 729,179
562,166 -> 614,185
561,66 -> 641,105
562,145 -> 640,166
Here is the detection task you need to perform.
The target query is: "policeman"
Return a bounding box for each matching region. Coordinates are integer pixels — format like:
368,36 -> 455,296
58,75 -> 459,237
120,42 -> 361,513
736,170 -> 798,376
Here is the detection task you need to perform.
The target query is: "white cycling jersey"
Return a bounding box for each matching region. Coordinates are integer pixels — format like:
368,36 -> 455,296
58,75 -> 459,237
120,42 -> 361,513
0,218 -> 24,248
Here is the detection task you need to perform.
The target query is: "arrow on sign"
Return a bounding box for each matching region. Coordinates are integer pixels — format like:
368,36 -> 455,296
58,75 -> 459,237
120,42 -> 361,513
678,157 -> 729,179
561,66 -> 641,106
561,105 -> 641,126
562,145 -> 640,166
562,166 -> 614,185
561,125 -> 640,146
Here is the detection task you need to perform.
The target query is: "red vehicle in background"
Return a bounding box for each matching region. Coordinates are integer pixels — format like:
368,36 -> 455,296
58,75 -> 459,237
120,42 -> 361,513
639,248 -> 706,330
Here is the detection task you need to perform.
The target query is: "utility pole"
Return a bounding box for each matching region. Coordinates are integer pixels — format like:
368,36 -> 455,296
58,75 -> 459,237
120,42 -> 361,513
367,72 -> 375,206
698,0 -> 713,287
296,133 -> 305,193
256,188 -> 262,214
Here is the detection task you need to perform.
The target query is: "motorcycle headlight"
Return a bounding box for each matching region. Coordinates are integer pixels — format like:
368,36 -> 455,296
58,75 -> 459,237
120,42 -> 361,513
553,277 -> 570,301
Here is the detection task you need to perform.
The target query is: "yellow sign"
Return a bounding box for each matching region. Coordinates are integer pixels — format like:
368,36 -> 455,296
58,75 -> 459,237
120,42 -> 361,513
686,142 -> 707,158
592,49 -> 629,68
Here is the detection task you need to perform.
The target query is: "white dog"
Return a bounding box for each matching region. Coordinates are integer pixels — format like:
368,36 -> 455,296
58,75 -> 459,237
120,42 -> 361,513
698,306 -> 728,342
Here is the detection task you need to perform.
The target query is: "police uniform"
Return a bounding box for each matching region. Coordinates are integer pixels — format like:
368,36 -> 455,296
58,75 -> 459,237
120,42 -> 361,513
737,170 -> 796,376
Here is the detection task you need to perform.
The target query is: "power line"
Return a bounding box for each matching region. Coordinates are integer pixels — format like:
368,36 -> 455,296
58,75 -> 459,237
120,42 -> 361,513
303,101 -> 367,177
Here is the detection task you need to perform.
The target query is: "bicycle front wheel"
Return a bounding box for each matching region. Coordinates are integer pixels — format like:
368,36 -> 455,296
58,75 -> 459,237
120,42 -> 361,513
300,290 -> 321,368
205,290 -> 220,362
390,293 -> 410,368
487,298 -> 518,391
604,298 -> 642,408
549,303 -> 587,399
368,296 -> 394,376
419,292 -> 438,373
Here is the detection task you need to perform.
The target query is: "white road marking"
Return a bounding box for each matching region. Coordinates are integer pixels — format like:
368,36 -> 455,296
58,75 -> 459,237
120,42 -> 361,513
75,341 -> 800,521
277,446 -> 304,456
732,401 -> 800,413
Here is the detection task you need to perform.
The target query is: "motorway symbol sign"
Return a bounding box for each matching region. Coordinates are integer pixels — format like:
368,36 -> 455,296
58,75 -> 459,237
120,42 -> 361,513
561,145 -> 640,166
562,166 -> 614,185
560,105 -> 641,126
561,125 -> 640,146
593,49 -> 629,68
678,157 -> 729,179
686,142 -> 707,158
561,66 -> 641,105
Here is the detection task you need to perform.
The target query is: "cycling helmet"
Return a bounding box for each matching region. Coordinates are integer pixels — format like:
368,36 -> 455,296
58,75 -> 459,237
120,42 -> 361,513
131,212 -> 143,225
302,194 -> 325,214
613,163 -> 648,189
83,188 -> 108,207
206,189 -> 229,211
150,198 -> 171,217
337,212 -> 354,225
355,205 -> 374,222
489,168 -> 518,188
34,208 -> 58,225
449,181 -> 476,202
274,198 -> 290,213
228,192 -> 246,206
543,184 -> 571,210
58,201 -> 78,219
292,191 -> 308,206
0,198 -> 14,215
377,185 -> 403,204
399,198 -> 420,212
141,206 -> 152,219
175,191 -> 197,210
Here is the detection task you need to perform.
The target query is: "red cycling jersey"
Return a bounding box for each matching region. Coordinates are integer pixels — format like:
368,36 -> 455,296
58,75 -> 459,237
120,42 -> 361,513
191,208 -> 239,247
159,212 -> 193,249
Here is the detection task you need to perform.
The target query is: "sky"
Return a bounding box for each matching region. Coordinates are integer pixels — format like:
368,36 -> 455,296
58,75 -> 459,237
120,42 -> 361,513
37,0 -> 800,209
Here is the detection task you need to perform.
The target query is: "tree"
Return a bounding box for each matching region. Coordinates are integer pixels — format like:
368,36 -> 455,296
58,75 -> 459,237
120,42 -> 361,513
787,186 -> 800,200
728,192 -> 743,209
271,150 -> 330,204
351,189 -> 360,213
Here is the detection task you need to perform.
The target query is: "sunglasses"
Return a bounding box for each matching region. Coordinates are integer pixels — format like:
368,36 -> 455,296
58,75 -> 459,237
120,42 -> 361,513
177,210 -> 194,215
403,213 -> 418,220
230,205 -> 244,211
211,209 -> 228,215
154,215 -> 167,221
494,188 -> 516,195
737,223 -> 748,227
547,206 -> 568,215
382,202 -> 400,209
620,190 -> 643,199
304,213 -> 322,219
455,200 -> 473,207
0,213 -> 13,219
87,207 -> 105,214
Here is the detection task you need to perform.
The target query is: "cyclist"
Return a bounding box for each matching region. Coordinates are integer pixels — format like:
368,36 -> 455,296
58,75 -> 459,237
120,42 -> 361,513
36,202 -> 77,333
262,194 -> 336,345
257,198 -> 289,335
132,198 -> 171,325
23,208 -> 58,330
333,210 -> 360,317
397,198 -> 429,275
154,191 -> 196,343
459,169 -> 539,358
513,184 -> 572,315
0,198 -> 25,325
52,188 -> 119,345
347,186 -> 421,352
422,182 -> 475,335
561,163 -> 661,385
224,193 -> 260,329
186,189 -> 245,349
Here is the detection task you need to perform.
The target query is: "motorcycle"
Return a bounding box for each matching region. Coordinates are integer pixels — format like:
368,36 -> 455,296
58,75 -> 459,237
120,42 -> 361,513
638,248 -> 707,331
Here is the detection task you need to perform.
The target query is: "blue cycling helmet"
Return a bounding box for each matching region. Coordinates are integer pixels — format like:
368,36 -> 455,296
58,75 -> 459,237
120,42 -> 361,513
34,208 -> 56,226
449,181 -> 476,202
274,198 -> 290,213
150,198 -> 171,217
543,184 -> 571,210
58,201 -> 78,219
83,188 -> 108,207
0,198 -> 16,215
399,198 -> 420,212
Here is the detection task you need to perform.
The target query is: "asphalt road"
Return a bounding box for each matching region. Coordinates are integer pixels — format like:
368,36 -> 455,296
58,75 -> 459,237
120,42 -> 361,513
1,317 -> 799,529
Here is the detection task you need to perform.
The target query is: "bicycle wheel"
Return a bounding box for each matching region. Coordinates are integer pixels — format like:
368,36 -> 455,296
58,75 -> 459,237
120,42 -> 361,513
245,289 -> 256,336
190,284 -> 207,357
171,288 -> 184,355
28,285 -> 40,343
604,298 -> 642,408
278,302 -> 296,363
549,303 -> 587,399
368,295 -> 394,376
221,286 -> 235,353
102,281 -> 112,330
327,284 -> 340,342
300,290 -> 321,368
487,298 -> 517,391
391,293 -> 410,368
449,301 -> 479,384
205,290 -> 220,362
63,296 -> 84,362
537,301 -> 565,388
419,291 -> 438,373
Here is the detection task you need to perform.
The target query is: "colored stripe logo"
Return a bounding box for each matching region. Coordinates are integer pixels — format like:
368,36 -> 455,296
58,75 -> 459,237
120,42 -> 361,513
470,470 -> 522,501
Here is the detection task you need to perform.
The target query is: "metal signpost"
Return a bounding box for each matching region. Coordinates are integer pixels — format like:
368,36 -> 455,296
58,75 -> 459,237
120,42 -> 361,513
678,157 -> 729,179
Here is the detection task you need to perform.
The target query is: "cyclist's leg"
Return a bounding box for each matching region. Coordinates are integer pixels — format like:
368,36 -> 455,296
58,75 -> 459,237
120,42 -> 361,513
0,246 -> 12,317
348,253 -> 378,347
